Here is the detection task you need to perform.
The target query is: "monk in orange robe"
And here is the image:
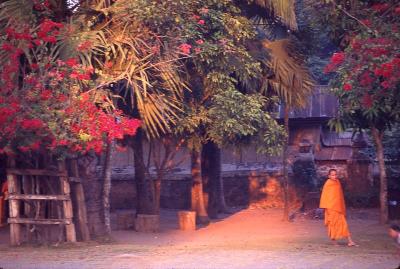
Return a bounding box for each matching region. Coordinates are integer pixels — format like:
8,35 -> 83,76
320,169 -> 357,246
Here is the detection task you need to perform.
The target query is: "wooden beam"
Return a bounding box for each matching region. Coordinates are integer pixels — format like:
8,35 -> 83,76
6,169 -> 67,177
8,218 -> 72,225
8,194 -> 70,201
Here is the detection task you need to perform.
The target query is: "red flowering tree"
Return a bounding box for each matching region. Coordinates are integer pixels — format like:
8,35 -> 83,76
325,2 -> 400,223
0,17 -> 141,157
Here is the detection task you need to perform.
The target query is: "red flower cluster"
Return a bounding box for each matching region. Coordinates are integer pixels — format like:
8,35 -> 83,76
359,72 -> 374,87
331,52 -> 345,65
37,19 -> 63,44
371,3 -> 389,13
179,43 -> 192,55
328,5 -> 400,112
77,41 -> 92,51
0,16 -> 141,156
362,94 -> 373,109
324,52 -> 346,73
343,83 -> 352,91
20,119 -> 44,130
33,0 -> 50,11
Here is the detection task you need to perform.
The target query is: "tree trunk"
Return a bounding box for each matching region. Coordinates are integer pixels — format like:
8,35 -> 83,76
371,127 -> 388,223
133,128 -> 156,215
102,140 -> 114,236
154,175 -> 162,214
215,147 -> 229,213
202,141 -> 228,217
191,147 -> 209,224
282,105 -> 290,221
77,155 -> 106,237
148,141 -> 162,214
201,141 -> 218,219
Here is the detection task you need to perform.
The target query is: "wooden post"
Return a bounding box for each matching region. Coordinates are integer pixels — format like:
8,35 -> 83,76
178,211 -> 196,231
58,161 -> 76,243
7,157 -> 22,246
70,160 -> 90,241
22,175 -> 33,242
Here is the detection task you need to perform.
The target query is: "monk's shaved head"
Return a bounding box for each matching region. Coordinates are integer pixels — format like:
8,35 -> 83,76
328,169 -> 337,175
390,224 -> 400,232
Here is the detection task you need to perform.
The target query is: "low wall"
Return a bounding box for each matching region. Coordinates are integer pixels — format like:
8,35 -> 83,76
109,170 -> 304,211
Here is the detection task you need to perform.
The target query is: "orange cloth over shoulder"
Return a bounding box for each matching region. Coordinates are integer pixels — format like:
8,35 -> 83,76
1,181 -> 7,194
319,179 -> 346,215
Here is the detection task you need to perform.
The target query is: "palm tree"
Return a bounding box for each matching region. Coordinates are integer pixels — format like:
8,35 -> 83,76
249,0 -> 298,31
241,0 -> 315,220
262,38 -> 314,221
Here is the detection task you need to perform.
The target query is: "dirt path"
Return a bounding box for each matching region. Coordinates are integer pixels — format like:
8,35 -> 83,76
0,208 -> 398,269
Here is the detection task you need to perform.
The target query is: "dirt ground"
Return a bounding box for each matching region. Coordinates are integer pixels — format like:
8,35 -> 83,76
0,207 -> 398,269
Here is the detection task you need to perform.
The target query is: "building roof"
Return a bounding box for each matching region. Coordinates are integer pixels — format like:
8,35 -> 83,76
321,131 -> 353,147
278,85 -> 338,119
314,147 -> 352,161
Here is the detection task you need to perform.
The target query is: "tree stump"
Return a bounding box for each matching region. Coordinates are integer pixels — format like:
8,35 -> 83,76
135,214 -> 159,232
178,211 -> 196,231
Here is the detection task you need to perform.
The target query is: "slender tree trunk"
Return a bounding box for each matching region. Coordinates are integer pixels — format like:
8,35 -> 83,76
154,174 -> 162,214
191,147 -> 209,224
371,127 -> 388,223
102,140 -> 114,236
215,146 -> 229,213
133,128 -> 156,215
149,140 -> 162,214
282,105 -> 290,221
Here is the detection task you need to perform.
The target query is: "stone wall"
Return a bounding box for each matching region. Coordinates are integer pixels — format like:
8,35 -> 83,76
109,170 -> 305,211
315,161 -> 348,187
110,175 -> 250,211
159,177 -> 192,209
110,179 -> 137,210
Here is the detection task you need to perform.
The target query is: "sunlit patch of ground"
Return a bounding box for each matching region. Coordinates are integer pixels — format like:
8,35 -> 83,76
0,208 -> 398,269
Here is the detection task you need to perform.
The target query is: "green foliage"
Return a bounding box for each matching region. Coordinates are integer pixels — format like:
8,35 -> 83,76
126,0 -> 287,152
208,89 -> 286,154
361,124 -> 400,162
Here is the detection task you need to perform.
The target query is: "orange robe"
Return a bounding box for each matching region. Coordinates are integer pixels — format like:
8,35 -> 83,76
0,181 -> 7,225
319,178 -> 350,240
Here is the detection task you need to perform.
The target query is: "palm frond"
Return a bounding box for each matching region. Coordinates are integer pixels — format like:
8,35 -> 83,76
59,6 -> 187,138
0,0 -> 35,65
0,0 -> 33,25
253,0 -> 298,30
262,38 -> 314,108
